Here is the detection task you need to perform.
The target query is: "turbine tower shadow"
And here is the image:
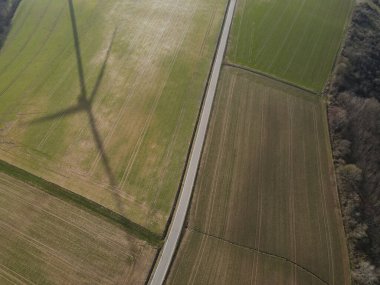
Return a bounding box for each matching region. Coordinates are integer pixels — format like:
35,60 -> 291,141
31,0 -> 125,215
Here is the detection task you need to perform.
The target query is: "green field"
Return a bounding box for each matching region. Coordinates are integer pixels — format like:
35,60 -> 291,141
0,173 -> 155,284
0,0 -> 227,233
226,0 -> 353,91
167,67 -> 350,284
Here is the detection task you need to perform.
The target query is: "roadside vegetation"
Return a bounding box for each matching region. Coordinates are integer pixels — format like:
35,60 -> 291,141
328,0 -> 380,283
0,0 -> 20,48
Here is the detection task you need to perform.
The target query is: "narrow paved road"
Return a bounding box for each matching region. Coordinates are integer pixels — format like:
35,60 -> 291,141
149,0 -> 237,284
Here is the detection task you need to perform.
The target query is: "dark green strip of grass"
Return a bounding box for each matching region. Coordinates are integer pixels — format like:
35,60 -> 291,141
0,159 -> 162,246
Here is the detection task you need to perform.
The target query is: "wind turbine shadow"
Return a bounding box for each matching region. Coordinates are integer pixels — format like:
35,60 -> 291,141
30,0 -> 124,215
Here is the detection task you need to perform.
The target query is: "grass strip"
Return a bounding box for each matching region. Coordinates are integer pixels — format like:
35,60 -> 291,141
0,159 -> 162,246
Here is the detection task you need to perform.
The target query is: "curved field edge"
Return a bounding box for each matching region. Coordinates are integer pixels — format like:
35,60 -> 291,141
0,173 -> 156,284
167,230 -> 327,285
0,159 -> 161,245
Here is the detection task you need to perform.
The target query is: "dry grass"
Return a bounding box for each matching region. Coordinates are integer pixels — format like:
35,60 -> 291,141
0,173 -> 156,284
0,0 -> 228,233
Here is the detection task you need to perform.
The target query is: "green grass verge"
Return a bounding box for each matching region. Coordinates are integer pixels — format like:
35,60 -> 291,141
0,159 -> 162,246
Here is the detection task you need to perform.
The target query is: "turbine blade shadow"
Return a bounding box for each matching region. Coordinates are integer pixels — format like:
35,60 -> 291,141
29,105 -> 83,124
28,0 -> 126,217
67,0 -> 125,215
87,109 -> 125,215
89,27 -> 118,104
68,0 -> 87,99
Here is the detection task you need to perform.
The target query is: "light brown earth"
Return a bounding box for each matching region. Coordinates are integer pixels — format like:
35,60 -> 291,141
0,173 -> 156,285
166,67 -> 350,284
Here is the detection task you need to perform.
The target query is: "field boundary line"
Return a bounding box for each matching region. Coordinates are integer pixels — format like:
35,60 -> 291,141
148,0 -> 237,283
0,159 -> 161,245
320,101 -> 352,284
0,181 -> 124,245
324,0 -> 356,97
298,0 -> 336,86
310,0 -> 350,89
287,94 -> 297,285
0,177 -> 133,246
253,84 -> 268,285
313,107 -> 335,283
188,227 -> 329,285
188,72 -> 237,285
223,62 -> 318,95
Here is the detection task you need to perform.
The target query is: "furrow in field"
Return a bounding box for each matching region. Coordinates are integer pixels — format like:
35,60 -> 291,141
0,1 -> 52,78
265,0 -> 307,71
310,0 -> 352,88
0,184 -> 126,247
167,66 -> 350,284
281,0 -> 324,76
1,1 -> 35,47
253,84 -> 268,285
299,0 -> 341,86
0,0 -> 229,234
287,94 -> 297,285
117,0 -> 198,192
87,3 -> 169,175
253,0 -> 293,64
188,72 -> 237,285
0,221 -> 96,277
168,229 -> 328,285
188,227 -> 329,285
0,174 -> 155,284
313,106 -> 337,284
0,264 -> 35,285
0,2 -> 73,100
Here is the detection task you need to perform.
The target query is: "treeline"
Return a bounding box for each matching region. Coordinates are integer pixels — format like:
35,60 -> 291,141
328,1 -> 380,284
0,0 -> 21,48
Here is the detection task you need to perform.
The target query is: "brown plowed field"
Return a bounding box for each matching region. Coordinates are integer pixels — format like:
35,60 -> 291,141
0,173 -> 155,284
167,66 -> 350,284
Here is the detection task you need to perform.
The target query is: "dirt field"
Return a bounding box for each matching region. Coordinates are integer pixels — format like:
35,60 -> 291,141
0,173 -> 155,284
0,0 -> 228,234
167,67 -> 350,284
168,230 -> 326,285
